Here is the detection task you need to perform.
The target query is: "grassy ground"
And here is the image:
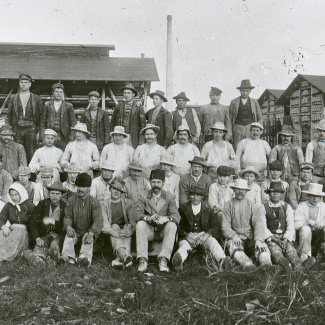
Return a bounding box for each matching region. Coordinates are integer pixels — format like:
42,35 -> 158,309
0,252 -> 325,325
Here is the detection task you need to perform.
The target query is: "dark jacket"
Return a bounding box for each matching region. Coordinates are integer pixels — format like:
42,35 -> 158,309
29,198 -> 66,246
80,108 -> 110,150
111,101 -> 146,148
6,92 -> 43,131
179,201 -> 222,239
41,100 -> 77,142
146,107 -> 173,147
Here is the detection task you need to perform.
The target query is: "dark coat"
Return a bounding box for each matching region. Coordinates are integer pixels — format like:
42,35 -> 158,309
179,201 -> 222,239
111,101 -> 146,148
146,107 -> 173,147
80,108 -> 110,150
40,100 -> 77,142
6,92 -> 43,132
29,198 -> 66,246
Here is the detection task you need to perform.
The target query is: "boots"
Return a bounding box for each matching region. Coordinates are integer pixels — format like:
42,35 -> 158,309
278,257 -> 291,273
259,252 -> 272,267
172,251 -> 183,272
159,257 -> 170,273
138,258 -> 148,272
233,250 -> 255,270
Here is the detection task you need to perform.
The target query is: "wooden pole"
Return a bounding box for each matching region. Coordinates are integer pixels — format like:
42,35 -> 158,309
101,86 -> 105,110
143,82 -> 148,112
108,87 -> 118,105
166,15 -> 173,111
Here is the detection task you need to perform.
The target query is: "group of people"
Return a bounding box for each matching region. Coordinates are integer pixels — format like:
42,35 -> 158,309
0,74 -> 325,274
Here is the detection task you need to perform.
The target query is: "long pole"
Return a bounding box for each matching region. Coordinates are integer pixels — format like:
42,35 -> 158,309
166,15 -> 173,111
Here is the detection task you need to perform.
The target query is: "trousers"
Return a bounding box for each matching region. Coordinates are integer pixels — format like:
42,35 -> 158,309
54,131 -> 68,151
298,225 -> 325,257
15,125 -> 37,163
232,124 -> 251,152
109,224 -> 132,255
33,234 -> 63,259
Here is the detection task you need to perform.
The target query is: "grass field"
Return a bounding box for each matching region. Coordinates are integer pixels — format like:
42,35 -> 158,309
0,251 -> 325,325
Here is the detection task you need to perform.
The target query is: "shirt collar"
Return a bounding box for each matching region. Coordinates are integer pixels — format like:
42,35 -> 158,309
268,201 -> 284,207
308,201 -> 321,208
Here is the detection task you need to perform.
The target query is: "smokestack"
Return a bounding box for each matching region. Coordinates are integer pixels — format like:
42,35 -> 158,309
166,15 -> 173,111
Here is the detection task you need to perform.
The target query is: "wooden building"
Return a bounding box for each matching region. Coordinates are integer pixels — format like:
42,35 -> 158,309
277,74 -> 325,152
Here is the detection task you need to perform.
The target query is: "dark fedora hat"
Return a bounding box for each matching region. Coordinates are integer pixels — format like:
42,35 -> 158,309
173,91 -> 190,101
47,181 -> 67,193
236,79 -> 255,90
264,182 -> 285,194
149,90 -> 168,102
188,156 -> 207,167
187,185 -> 205,196
109,178 -> 126,193
120,82 -> 138,96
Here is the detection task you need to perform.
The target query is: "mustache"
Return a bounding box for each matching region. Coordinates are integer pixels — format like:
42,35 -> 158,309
152,186 -> 161,191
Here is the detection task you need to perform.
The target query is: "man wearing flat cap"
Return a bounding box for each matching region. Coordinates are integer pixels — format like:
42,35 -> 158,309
40,83 -> 77,151
0,125 -> 27,180
146,90 -> 173,148
111,82 -> 146,148
135,169 -> 180,273
172,92 -> 201,144
229,80 -> 263,151
200,87 -> 231,143
6,74 -> 44,163
59,172 -> 103,266
80,91 -> 110,152
29,129 -> 63,182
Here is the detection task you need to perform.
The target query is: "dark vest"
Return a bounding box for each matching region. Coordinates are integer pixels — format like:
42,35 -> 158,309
89,111 -> 98,136
192,209 -> 203,233
235,98 -> 254,125
53,105 -> 62,132
275,144 -> 300,176
172,108 -> 197,135
264,203 -> 287,234
18,98 -> 34,126
299,183 -> 309,203
311,140 -> 325,176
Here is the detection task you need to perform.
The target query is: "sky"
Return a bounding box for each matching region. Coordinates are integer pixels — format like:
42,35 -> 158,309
1,0 -> 325,107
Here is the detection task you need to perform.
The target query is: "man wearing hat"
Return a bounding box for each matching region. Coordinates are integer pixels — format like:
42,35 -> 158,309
167,125 -> 200,176
29,129 -> 63,182
25,181 -> 67,265
62,162 -> 81,199
179,156 -> 212,206
270,124 -> 304,183
135,169 -> 180,272
160,153 -> 180,208
239,166 -> 262,205
236,122 -> 271,183
111,82 -> 146,148
17,166 -> 35,201
221,179 -> 272,269
172,92 -> 201,144
100,126 -> 134,179
146,90 -> 173,148
306,119 -> 325,183
0,124 -> 27,180
101,178 -> 136,269
134,124 -> 166,179
60,123 -> 100,178
288,162 -> 315,210
201,122 -> 237,170
6,74 -> 44,163
124,159 -> 151,203
200,87 -> 231,143
295,183 -> 325,263
172,185 -> 227,272
80,91 -> 110,151
40,83 -> 77,151
59,172 -> 103,266
33,166 -> 54,206
229,80 -> 263,151
0,153 -> 13,204
90,162 -> 115,202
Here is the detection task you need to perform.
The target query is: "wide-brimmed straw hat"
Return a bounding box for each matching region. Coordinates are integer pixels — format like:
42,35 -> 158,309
1,125 -> 15,136
230,179 -> 251,191
278,125 -> 294,137
317,119 -> 325,131
264,182 -> 285,194
72,123 -> 90,135
100,162 -> 116,171
160,153 -> 175,166
188,156 -> 207,167
128,159 -> 145,172
140,124 -> 160,135
237,79 -> 255,90
47,181 -> 67,193
210,122 -> 228,132
175,124 -> 191,138
109,178 -> 126,193
238,166 -> 261,180
301,183 -> 325,196
110,126 -> 128,138
149,90 -> 168,102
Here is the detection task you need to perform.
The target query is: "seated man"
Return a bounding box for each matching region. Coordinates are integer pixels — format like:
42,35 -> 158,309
33,167 -> 54,206
24,181 -> 67,264
295,183 -> 325,263
62,162 -> 81,199
221,179 -> 271,269
287,162 -> 314,210
172,185 -> 228,272
135,169 -> 180,273
101,178 -> 135,269
0,153 -> 13,206
17,166 -> 35,202
263,182 -> 315,272
59,173 -> 103,266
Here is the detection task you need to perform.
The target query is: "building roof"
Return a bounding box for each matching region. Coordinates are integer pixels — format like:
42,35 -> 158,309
277,74 -> 325,105
258,89 -> 285,105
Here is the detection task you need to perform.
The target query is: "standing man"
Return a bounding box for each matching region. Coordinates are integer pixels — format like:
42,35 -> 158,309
80,91 -> 110,152
6,74 -> 43,163
305,119 -> 325,183
135,169 -> 180,273
200,87 -> 230,142
229,80 -> 263,151
0,125 -> 27,180
172,92 -> 201,144
146,90 -> 173,148
111,83 -> 146,148
270,125 -> 304,183
40,83 -> 77,151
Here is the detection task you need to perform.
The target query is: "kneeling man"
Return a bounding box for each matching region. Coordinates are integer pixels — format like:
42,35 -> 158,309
221,179 -> 271,269
172,185 -> 227,272
135,169 -> 180,273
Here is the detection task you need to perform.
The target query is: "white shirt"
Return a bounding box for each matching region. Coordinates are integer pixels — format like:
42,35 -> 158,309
19,92 -> 30,116
163,172 -> 180,208
177,108 -> 201,138
192,202 -> 202,216
54,100 -> 62,112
